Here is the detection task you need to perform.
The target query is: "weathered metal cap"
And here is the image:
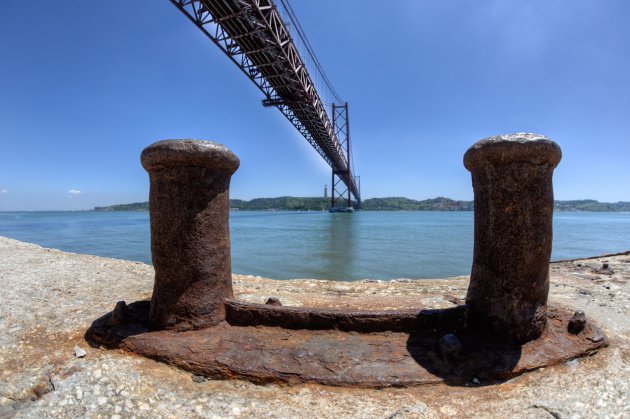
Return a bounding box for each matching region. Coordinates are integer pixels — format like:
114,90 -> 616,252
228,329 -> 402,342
464,133 -> 561,171
141,139 -> 240,174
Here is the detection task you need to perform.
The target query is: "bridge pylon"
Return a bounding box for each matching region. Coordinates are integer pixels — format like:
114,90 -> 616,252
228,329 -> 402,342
331,102 -> 360,210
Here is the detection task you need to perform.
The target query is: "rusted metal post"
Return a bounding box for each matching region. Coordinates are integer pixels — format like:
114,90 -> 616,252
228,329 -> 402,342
464,133 -> 561,342
141,139 -> 239,331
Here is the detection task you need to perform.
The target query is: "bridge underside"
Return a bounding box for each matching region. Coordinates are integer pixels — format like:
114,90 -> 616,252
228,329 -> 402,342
170,0 -> 360,207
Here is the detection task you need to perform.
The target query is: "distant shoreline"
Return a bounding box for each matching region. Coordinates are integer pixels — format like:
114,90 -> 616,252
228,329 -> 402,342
94,197 -> 630,212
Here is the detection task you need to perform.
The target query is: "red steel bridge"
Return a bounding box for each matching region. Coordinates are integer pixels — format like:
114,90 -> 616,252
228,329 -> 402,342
169,0 -> 361,209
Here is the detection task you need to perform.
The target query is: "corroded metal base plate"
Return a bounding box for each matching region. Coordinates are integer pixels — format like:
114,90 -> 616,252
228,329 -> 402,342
86,302 -> 607,387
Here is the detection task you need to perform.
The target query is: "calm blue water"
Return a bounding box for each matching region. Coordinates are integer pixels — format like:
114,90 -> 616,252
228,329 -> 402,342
1,211 -> 629,280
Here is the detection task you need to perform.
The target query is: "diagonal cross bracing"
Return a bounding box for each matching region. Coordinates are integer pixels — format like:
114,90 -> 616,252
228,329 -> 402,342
169,0 -> 360,206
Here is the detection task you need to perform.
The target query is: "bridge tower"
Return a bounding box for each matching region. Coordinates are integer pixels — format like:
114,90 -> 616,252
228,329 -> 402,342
331,103 -> 359,209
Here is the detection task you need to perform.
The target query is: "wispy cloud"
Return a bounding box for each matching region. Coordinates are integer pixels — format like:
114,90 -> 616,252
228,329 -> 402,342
68,189 -> 81,195
0,189 -> 7,194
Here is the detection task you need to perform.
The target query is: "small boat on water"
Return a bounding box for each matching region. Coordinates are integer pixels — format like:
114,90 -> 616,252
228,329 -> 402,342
329,207 -> 355,213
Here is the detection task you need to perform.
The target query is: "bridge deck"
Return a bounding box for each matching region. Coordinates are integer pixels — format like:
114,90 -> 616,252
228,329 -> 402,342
170,0 -> 360,204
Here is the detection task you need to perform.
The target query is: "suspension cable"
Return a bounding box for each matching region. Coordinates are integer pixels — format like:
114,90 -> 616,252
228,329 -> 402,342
279,0 -> 344,104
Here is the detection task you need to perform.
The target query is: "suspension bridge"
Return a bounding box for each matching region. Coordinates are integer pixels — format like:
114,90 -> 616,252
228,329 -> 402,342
169,0 -> 361,209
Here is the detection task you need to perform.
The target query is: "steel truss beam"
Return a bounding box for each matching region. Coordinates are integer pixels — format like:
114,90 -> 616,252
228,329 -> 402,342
169,0 -> 360,204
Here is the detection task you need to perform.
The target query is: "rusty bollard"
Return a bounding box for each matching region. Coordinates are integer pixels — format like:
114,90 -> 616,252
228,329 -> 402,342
464,133 -> 562,342
141,139 -> 240,330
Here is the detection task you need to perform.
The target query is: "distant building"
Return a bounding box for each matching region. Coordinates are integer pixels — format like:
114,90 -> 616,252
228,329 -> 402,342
324,185 -> 328,198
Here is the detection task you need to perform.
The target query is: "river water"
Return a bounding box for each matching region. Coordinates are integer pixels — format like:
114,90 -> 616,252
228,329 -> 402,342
1,211 -> 629,280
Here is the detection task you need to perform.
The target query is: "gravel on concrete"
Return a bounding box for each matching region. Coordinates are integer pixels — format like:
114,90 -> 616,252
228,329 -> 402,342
1,236 -> 629,418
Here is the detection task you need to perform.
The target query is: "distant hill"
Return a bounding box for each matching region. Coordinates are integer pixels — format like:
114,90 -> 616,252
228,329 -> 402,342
94,197 -> 630,212
361,197 -> 473,211
230,197 -> 330,211
553,199 -> 630,212
94,202 -> 148,211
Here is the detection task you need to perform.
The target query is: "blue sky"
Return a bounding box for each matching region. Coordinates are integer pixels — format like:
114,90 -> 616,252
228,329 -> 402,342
1,0 -> 629,210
